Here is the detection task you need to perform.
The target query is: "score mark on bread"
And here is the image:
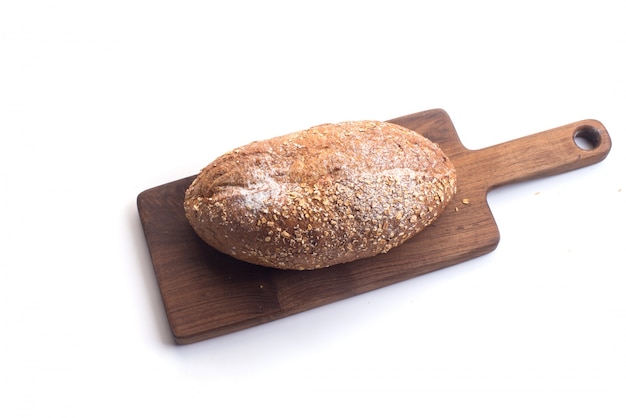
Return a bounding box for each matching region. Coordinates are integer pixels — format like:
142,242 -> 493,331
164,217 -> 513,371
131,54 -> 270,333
184,120 -> 457,270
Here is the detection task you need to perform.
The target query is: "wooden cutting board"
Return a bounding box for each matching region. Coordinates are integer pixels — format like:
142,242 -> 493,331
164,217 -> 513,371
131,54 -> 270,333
137,109 -> 611,344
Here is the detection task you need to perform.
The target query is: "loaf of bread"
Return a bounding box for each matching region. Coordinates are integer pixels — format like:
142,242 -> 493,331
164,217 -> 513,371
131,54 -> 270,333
184,120 -> 456,270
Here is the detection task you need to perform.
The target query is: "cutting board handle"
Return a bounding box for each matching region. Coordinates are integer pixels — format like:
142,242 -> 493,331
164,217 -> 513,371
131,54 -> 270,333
462,119 -> 612,192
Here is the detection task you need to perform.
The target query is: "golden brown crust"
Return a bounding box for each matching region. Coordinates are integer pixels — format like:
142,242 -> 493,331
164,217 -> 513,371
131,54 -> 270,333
184,120 -> 456,270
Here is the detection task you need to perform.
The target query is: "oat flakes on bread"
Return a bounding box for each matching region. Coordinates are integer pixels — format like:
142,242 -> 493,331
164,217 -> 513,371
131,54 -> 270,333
184,120 -> 457,270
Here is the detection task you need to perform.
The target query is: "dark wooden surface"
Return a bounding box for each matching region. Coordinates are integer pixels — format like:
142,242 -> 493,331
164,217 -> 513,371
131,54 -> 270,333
137,109 -> 611,344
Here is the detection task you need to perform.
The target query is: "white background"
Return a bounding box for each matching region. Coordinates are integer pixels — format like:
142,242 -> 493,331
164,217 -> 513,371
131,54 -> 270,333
1,1 -> 624,417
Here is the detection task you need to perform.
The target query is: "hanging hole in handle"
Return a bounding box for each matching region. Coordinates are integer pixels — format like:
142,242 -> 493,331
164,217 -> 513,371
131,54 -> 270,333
573,126 -> 601,151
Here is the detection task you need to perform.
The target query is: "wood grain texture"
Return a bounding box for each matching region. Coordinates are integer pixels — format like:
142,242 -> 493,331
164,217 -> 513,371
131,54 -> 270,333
137,109 -> 611,344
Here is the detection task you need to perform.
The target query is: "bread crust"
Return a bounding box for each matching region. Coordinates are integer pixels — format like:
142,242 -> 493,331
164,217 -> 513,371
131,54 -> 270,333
184,120 -> 456,270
